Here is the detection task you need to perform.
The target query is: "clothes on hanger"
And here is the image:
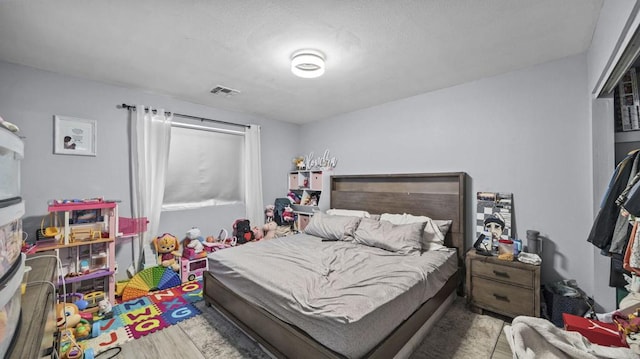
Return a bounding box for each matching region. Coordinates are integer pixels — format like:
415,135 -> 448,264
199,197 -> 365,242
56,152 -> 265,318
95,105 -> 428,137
588,151 -> 638,250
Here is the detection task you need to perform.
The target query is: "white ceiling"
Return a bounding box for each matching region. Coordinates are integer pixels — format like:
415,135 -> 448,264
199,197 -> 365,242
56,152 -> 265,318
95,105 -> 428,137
0,0 -> 603,124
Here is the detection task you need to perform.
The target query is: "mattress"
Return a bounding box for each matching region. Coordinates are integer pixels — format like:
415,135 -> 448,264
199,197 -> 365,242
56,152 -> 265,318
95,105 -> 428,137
207,233 -> 458,358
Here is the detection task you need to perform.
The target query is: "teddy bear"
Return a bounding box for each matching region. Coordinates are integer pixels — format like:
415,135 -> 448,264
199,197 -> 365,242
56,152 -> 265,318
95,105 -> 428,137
153,233 -> 181,271
185,227 -> 205,254
263,221 -> 278,240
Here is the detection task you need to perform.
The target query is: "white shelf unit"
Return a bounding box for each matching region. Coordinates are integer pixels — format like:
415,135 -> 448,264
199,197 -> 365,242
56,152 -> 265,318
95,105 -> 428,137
289,170 -> 323,205
288,170 -> 331,231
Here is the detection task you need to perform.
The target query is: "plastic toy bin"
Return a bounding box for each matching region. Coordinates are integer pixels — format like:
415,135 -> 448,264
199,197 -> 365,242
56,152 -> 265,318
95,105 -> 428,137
0,254 -> 24,358
0,128 -> 23,202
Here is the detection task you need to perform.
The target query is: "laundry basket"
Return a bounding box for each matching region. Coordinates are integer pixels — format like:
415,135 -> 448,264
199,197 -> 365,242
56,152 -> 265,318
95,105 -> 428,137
542,280 -> 594,327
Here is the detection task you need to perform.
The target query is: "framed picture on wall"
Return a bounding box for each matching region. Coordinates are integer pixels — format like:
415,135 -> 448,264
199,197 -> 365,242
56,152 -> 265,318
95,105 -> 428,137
53,115 -> 97,156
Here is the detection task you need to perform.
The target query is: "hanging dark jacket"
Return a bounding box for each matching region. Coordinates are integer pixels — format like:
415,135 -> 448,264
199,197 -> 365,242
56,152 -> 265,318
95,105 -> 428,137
587,152 -> 637,249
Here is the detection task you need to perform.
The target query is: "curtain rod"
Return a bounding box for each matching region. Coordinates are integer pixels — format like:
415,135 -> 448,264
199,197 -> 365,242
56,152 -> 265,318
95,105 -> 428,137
118,103 -> 250,129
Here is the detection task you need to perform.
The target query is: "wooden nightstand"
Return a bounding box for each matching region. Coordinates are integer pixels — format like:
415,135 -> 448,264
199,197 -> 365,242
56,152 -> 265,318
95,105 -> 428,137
466,249 -> 540,318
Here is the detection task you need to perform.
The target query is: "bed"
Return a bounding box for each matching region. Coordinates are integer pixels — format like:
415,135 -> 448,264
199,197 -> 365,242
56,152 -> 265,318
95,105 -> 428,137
203,172 -> 468,358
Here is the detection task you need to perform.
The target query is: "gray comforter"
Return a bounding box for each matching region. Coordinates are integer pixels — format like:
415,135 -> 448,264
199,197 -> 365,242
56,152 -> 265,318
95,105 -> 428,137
208,233 -> 457,358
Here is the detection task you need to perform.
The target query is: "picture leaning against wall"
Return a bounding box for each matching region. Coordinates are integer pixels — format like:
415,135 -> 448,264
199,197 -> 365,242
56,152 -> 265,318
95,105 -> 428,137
476,192 -> 513,241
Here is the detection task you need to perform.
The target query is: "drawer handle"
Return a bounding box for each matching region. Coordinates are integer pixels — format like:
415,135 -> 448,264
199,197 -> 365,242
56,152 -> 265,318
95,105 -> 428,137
493,270 -> 509,278
493,294 -> 510,302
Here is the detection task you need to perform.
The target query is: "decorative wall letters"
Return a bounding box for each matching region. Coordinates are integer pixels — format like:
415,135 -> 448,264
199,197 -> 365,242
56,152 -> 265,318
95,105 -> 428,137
303,149 -> 338,170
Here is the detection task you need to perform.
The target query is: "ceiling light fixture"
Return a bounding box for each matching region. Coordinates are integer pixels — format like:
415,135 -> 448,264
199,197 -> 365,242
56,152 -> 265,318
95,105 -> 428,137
291,50 -> 325,78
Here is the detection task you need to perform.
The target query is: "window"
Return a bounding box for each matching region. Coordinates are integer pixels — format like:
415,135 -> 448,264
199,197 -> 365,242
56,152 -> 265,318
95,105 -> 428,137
162,126 -> 244,211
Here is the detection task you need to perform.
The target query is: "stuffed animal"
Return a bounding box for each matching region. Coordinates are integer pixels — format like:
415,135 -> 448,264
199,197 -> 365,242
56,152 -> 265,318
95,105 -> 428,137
97,299 -> 113,319
185,227 -> 205,254
56,302 -> 82,329
252,226 -> 264,240
292,156 -> 305,170
283,205 -> 295,222
153,233 -> 181,271
263,221 -> 278,240
233,219 -> 254,244
265,205 -> 275,223
308,194 -> 319,206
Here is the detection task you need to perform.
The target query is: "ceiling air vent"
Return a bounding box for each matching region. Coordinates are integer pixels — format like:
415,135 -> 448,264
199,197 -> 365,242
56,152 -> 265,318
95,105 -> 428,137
210,85 -> 240,97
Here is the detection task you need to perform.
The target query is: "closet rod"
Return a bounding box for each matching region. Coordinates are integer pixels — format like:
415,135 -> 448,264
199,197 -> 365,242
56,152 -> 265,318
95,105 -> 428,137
118,103 -> 250,129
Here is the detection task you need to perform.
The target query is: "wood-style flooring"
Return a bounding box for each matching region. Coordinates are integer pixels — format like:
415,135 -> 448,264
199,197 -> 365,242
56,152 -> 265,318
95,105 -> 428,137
491,325 -> 514,359
112,317 -> 514,359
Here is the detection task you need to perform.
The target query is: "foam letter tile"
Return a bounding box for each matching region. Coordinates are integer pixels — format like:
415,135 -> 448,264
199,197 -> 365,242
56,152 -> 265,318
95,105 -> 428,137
95,315 -> 125,333
128,317 -> 170,339
162,303 -> 200,326
148,288 -> 179,304
157,296 -> 188,312
121,304 -> 162,326
115,297 -> 152,315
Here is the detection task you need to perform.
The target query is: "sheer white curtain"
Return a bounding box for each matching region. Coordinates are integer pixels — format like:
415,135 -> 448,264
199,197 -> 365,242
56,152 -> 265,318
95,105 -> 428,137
244,125 -> 264,225
130,105 -> 172,270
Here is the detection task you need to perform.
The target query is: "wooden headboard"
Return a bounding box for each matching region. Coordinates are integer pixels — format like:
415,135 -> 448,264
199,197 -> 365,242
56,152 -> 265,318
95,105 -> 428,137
330,172 -> 467,264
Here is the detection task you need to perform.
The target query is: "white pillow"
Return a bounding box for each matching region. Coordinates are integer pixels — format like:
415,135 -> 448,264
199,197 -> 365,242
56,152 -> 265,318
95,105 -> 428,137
326,209 -> 371,218
380,213 -> 450,251
304,212 -> 361,241
353,218 -> 423,255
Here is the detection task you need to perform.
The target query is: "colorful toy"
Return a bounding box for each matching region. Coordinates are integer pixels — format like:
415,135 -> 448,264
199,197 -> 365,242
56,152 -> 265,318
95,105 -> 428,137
74,319 -> 91,339
153,233 -> 181,271
181,256 -> 209,282
185,227 -> 205,254
56,302 -> 82,329
283,205 -> 295,222
265,205 -> 275,222
82,291 -> 105,308
58,293 -> 89,311
59,328 -> 83,359
120,266 -> 181,301
97,299 -> 113,319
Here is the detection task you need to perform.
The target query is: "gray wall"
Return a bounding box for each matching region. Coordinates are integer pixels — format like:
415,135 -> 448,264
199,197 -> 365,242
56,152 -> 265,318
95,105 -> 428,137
299,54 -> 596,303
0,60 -> 298,279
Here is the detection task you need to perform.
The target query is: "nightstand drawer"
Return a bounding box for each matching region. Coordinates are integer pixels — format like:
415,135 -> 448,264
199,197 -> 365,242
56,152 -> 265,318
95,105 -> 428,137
473,260 -> 533,288
471,277 -> 535,317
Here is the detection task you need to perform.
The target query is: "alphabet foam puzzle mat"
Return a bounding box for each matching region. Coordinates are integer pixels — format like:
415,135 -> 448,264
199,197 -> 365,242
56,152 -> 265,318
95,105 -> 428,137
80,280 -> 202,355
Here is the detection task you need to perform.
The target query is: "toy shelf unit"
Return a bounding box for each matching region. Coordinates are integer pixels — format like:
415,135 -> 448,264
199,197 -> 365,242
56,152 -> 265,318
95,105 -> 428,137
36,201 -> 119,304
288,170 -> 326,212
